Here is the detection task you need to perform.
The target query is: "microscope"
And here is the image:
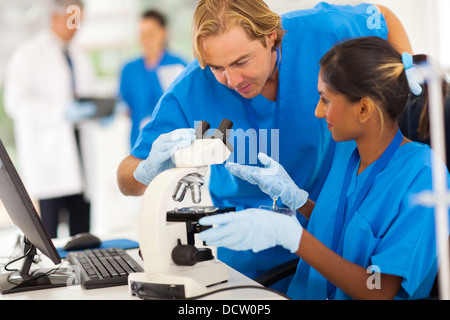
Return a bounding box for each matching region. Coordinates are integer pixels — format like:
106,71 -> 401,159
129,119 -> 234,299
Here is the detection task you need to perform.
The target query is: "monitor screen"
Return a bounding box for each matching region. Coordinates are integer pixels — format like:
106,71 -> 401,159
0,139 -> 60,265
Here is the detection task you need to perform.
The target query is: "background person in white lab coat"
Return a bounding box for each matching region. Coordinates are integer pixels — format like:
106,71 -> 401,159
3,0 -> 96,238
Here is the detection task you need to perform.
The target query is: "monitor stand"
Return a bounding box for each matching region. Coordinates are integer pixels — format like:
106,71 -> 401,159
0,237 -> 78,294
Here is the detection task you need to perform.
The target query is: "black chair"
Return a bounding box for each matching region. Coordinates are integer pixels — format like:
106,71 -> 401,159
254,258 -> 299,287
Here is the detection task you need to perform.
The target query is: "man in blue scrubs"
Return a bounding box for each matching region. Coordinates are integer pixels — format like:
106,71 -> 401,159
117,1 -> 412,291
119,9 -> 187,147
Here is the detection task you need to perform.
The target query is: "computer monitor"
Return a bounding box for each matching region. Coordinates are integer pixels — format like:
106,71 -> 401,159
0,138 -> 77,294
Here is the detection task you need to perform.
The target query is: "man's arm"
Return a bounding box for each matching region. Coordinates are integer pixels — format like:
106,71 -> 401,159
376,4 -> 413,54
117,155 -> 147,196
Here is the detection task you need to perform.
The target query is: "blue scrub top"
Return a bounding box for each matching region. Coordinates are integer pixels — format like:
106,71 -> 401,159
288,141 -> 447,300
131,2 -> 389,284
119,51 -> 187,147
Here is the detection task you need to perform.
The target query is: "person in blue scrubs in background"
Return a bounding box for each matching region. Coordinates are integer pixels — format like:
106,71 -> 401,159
117,0 -> 412,292
119,9 -> 187,147
200,36 -> 448,300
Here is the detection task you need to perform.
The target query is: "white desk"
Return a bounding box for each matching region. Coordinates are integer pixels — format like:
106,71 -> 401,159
0,229 -> 287,300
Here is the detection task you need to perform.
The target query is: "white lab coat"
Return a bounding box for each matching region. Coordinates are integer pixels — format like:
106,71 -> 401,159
4,30 -> 96,200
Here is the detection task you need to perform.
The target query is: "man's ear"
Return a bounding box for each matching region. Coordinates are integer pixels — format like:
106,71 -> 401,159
357,97 -> 377,124
267,30 -> 277,50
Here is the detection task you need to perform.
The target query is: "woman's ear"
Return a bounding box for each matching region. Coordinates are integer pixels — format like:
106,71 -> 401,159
357,97 -> 377,124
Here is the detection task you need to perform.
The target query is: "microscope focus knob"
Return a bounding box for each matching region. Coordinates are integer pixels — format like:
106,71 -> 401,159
172,239 -> 214,266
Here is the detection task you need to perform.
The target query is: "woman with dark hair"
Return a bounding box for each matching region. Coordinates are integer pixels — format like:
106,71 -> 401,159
199,36 -> 449,300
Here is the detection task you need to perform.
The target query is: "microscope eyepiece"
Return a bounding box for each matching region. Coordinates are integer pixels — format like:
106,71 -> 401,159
195,120 -> 210,139
217,118 -> 233,131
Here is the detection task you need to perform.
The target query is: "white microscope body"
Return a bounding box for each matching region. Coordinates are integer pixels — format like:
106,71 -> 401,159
129,120 -> 233,299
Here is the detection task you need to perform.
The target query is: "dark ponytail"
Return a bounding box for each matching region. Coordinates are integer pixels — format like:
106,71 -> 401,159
412,54 -> 448,140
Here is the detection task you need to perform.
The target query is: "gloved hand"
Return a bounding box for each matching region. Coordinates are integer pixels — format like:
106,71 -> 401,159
402,52 -> 424,96
225,153 -> 308,211
198,208 -> 303,253
133,128 -> 195,185
65,101 -> 97,123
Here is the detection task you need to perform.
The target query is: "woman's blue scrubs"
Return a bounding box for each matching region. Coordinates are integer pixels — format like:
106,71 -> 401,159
288,141 -> 446,300
131,2 -> 389,290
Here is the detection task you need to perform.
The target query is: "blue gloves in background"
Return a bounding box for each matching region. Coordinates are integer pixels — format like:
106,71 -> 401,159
198,208 -> 303,253
65,100 -> 126,126
133,128 -> 196,185
65,101 -> 97,123
225,153 -> 308,211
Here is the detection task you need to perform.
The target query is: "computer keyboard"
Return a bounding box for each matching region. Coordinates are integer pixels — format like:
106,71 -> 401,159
67,248 -> 143,289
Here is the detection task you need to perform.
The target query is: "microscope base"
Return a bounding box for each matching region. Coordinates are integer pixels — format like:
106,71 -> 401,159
128,261 -> 229,299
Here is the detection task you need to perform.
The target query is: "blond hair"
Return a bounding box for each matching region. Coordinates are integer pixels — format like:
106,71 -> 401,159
192,0 -> 285,68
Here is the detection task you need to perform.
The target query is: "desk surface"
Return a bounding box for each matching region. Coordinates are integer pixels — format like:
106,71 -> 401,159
0,229 -> 287,300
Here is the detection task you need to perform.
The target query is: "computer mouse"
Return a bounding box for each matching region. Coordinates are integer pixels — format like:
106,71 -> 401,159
63,232 -> 102,251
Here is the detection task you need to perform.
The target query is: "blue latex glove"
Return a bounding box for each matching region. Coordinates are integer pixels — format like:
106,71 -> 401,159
225,153 -> 308,211
65,101 -> 97,123
133,128 -> 195,185
198,208 -> 303,253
